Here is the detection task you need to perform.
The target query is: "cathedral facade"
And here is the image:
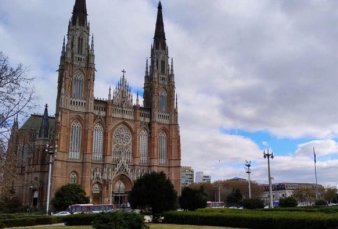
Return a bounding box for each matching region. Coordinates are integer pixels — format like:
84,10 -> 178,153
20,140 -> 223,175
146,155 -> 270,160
7,0 -> 181,209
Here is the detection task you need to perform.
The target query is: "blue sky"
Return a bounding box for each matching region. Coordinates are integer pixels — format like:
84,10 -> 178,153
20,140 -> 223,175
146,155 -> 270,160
221,128 -> 311,156
1,0 -> 338,187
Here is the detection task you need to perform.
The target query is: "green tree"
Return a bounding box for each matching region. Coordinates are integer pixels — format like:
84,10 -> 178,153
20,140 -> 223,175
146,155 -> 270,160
292,187 -> 316,206
128,171 -> 177,215
179,186 -> 207,210
279,196 -> 297,207
324,186 -> 337,204
226,188 -> 242,207
51,184 -> 89,211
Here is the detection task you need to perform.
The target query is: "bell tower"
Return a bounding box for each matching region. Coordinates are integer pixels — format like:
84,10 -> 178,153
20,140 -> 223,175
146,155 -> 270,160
53,0 -> 96,199
56,0 -> 95,113
143,2 -> 181,193
144,2 -> 176,116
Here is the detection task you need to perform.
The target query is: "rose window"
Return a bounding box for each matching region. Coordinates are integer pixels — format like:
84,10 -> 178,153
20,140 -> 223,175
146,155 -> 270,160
112,125 -> 132,163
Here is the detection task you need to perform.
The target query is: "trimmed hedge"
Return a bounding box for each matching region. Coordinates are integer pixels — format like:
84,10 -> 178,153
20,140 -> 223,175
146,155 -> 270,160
92,212 -> 147,229
63,214 -> 96,226
0,216 -> 63,228
162,209 -> 338,229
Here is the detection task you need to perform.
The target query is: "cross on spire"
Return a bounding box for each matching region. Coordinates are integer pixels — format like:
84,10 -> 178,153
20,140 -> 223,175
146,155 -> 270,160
122,69 -> 126,77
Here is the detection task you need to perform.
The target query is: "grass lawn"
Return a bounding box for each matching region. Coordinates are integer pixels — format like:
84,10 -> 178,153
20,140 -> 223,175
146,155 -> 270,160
10,224 -> 238,229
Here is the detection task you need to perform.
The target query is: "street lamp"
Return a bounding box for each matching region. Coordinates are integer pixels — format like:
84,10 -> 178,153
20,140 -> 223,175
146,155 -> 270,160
263,149 -> 274,208
45,144 -> 57,215
245,161 -> 252,199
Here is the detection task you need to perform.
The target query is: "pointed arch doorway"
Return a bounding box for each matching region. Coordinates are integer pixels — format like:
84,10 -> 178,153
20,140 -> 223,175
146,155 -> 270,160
112,175 -> 132,208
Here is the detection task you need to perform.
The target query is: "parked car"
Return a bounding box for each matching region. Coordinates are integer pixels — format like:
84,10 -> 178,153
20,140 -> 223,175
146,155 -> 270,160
53,211 -> 71,216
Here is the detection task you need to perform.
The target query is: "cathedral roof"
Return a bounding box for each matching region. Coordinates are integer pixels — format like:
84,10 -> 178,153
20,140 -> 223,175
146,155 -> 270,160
21,114 -> 55,134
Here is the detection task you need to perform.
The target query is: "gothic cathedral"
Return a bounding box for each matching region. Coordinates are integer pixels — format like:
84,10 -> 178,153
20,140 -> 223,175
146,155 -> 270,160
7,0 -> 181,209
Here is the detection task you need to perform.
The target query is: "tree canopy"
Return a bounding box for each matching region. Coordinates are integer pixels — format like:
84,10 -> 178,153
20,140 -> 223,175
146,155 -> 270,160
52,184 -> 89,211
128,171 -> 177,215
0,52 -> 34,200
179,186 -> 207,210
226,188 -> 243,207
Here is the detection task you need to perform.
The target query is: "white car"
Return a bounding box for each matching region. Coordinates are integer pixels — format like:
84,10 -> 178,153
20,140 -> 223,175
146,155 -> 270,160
53,211 -> 71,216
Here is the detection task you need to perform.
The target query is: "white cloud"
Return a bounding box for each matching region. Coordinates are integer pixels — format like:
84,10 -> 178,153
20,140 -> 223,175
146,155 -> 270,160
1,0 -> 338,186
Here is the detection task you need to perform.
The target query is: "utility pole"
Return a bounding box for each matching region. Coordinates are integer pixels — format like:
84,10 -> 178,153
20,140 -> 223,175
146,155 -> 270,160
45,144 -> 57,215
245,161 -> 252,199
263,149 -> 274,208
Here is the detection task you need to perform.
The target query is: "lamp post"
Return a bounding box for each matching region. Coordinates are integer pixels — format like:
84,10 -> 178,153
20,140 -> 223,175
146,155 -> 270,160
263,149 -> 274,208
45,144 -> 57,215
245,161 -> 252,199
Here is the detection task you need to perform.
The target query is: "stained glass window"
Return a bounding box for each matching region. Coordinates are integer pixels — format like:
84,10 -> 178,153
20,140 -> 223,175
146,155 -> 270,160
112,125 -> 132,162
158,131 -> 167,164
139,130 -> 148,164
70,172 -> 77,184
69,121 -> 81,159
93,124 -> 103,161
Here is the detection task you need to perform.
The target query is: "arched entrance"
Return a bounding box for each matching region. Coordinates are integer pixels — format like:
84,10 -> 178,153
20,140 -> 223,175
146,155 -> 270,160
112,175 -> 132,208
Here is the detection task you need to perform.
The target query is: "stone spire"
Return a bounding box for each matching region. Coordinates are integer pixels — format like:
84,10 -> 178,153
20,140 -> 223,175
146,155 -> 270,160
71,0 -> 88,26
112,70 -> 133,108
154,1 -> 166,50
39,104 -> 49,138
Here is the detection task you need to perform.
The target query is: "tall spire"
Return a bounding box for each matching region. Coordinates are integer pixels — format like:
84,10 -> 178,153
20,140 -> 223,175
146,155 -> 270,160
71,0 -> 88,26
39,104 -> 49,139
154,1 -> 166,50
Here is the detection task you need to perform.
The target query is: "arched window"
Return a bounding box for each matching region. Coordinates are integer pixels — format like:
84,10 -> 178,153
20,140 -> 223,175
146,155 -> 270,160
112,125 -> 132,163
72,73 -> 83,99
158,131 -> 167,164
92,124 -> 103,161
159,90 -> 167,113
114,180 -> 125,193
69,121 -> 81,159
161,60 -> 165,74
70,172 -> 77,184
78,37 -> 83,55
139,130 -> 148,164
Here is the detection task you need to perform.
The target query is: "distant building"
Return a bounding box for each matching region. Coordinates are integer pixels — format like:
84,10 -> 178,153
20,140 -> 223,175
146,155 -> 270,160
181,166 -> 194,188
195,171 -> 211,183
195,171 -> 203,183
262,182 -> 324,206
203,175 -> 211,183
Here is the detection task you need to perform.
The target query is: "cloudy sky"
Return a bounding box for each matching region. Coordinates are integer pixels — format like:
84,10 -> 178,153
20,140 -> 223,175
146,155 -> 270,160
1,0 -> 338,187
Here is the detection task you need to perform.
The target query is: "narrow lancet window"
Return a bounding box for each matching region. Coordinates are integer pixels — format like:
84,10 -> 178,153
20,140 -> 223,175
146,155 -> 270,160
72,73 -> 83,99
158,131 -> 167,164
139,130 -> 148,164
69,121 -> 81,159
92,124 -> 103,161
159,90 -> 167,113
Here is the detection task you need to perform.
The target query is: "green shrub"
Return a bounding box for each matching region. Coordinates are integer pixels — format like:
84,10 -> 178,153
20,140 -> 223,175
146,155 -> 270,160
179,187 -> 207,211
315,199 -> 327,206
0,215 -> 63,228
2,218 -> 36,227
0,221 -> 4,229
92,212 -> 147,229
162,209 -> 338,229
242,198 -> 264,209
63,214 -> 95,226
279,197 -> 298,207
